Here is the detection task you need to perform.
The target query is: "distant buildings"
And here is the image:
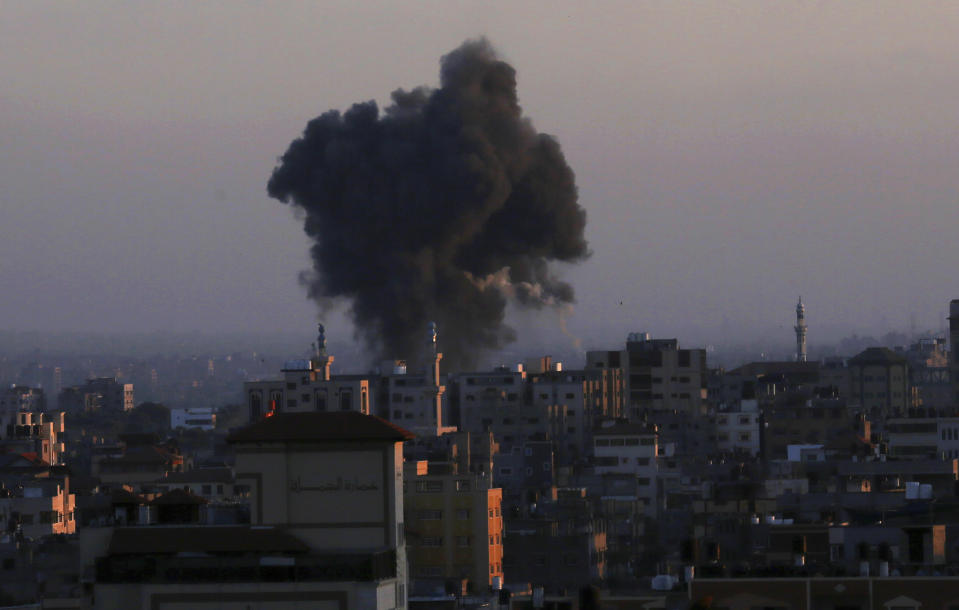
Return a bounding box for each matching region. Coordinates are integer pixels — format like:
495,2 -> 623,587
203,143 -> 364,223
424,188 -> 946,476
59,377 -> 134,412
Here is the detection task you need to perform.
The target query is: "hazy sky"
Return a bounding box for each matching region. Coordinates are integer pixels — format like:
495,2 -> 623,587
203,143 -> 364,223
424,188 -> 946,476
3,2 -> 959,355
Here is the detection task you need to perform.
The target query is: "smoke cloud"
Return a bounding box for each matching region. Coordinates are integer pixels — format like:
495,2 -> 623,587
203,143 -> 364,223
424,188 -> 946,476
267,39 -> 589,370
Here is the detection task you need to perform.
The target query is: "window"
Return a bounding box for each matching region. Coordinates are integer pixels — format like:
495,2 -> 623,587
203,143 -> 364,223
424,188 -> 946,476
420,536 -> 443,547
201,484 -> 212,495
301,393 -> 310,403
416,509 -> 443,520
456,536 -> 471,547
455,480 -> 471,491
543,461 -> 551,471
415,480 -> 443,492
455,509 -> 470,519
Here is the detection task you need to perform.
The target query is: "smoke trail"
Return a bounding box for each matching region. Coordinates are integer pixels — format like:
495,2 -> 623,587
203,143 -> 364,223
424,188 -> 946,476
267,38 -> 589,370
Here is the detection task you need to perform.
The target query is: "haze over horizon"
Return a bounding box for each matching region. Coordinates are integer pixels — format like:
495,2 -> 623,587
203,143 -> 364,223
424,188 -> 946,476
3,3 -> 958,360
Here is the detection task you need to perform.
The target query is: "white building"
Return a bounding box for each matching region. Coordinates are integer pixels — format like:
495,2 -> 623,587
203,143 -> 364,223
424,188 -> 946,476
170,407 -> 215,431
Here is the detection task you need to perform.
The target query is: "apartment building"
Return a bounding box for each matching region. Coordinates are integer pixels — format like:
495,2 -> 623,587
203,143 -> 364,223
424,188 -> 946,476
848,347 -> 912,422
587,333 -> 707,420
592,422 -> 658,514
404,461 -> 503,592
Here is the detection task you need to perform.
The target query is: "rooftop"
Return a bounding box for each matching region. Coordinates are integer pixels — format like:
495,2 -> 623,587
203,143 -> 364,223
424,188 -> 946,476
849,347 -> 908,366
107,525 -> 309,555
227,411 -> 414,444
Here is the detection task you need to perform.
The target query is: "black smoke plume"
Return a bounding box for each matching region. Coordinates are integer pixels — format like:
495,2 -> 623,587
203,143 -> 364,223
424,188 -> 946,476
267,39 -> 589,370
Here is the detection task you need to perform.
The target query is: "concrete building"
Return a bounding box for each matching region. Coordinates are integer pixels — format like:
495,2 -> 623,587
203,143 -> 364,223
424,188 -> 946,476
714,400 -> 761,457
527,364 -> 624,461
403,461 -> 503,593
0,385 -> 46,415
904,337 -> 952,409
592,421 -> 658,515
502,488 -> 607,595
587,334 -> 707,420
885,416 -> 959,460
848,347 -> 912,423
244,326 -> 371,422
1,409 -> 66,465
59,377 -> 133,412
0,456 -> 76,538
88,411 -> 414,609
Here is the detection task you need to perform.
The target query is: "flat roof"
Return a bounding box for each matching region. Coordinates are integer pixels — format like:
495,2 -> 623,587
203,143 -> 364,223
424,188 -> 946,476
227,411 -> 414,444
107,525 -> 309,555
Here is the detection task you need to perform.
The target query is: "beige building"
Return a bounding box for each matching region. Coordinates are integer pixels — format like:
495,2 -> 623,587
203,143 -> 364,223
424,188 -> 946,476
403,461 -> 503,591
587,334 -> 707,419
88,411 -> 414,609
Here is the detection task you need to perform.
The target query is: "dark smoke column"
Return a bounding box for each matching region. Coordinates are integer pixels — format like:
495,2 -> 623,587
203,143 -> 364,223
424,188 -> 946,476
267,39 -> 589,370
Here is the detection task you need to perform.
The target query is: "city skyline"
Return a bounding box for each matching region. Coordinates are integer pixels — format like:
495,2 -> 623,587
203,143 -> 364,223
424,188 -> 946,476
3,3 -> 958,359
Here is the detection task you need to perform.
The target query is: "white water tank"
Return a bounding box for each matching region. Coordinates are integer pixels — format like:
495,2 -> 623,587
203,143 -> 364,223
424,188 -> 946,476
879,561 -> 890,577
920,484 -> 933,499
860,561 -> 870,577
905,481 -> 920,499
